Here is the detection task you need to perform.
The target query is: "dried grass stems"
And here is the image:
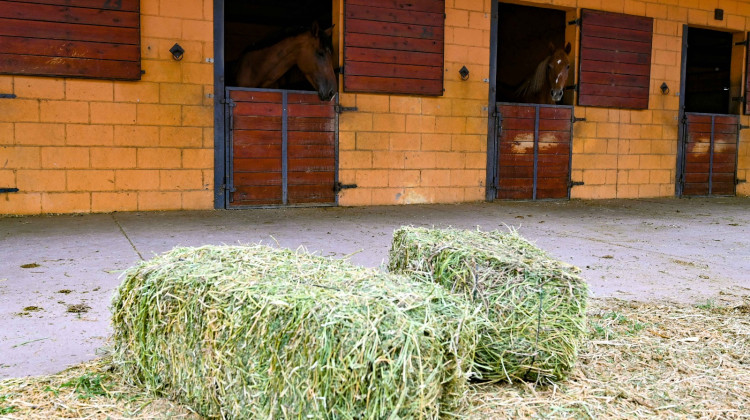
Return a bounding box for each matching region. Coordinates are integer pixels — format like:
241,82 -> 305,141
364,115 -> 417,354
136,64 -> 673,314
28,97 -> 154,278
111,245 -> 481,419
389,227 -> 588,384
2,299 -> 748,419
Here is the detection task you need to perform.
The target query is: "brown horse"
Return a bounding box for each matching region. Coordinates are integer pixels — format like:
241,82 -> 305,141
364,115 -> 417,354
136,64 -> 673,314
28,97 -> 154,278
231,22 -> 337,101
514,42 -> 572,105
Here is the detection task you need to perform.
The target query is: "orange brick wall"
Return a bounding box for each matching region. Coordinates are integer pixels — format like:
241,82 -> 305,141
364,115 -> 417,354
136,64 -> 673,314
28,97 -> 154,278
0,0 -> 214,215
336,0 -> 750,205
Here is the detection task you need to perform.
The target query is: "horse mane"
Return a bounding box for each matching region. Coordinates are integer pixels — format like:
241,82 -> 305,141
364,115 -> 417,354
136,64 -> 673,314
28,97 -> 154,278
515,55 -> 550,100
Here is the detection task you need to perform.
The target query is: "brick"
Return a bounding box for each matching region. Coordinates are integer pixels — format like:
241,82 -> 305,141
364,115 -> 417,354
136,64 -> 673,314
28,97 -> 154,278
66,124 -> 114,146
14,76 -> 64,99
465,152 -> 485,169
340,113 -> 373,132
138,147 -> 182,168
390,188 -> 426,205
390,133 -> 420,151
41,192 -> 90,213
0,169 -> 13,185
372,151 -> 405,169
445,9 -> 469,27
160,169 -> 203,189
40,101 -> 89,123
338,186 -> 372,206
420,169 -> 450,186
355,170 -> 390,188
66,80 -> 113,101
92,192 -> 137,212
182,190 -> 213,210
0,123 -> 11,145
141,60 -> 182,83
115,125 -> 160,146
582,170 -> 608,185
435,116 -> 466,134
405,115 -> 436,133
421,134 -> 452,151
356,132 -> 389,150
404,151 -> 437,169
41,147 -> 89,169
16,169 -> 66,191
436,152 -> 466,169
466,117 -> 487,135
160,0 -> 203,19
372,114 -> 405,132
182,20 -> 213,42
67,170 -> 115,191
115,170 -> 160,190
0,99 -> 39,123
0,146 -> 40,168
468,11 -> 490,30
181,105 -> 213,126
0,193 -> 42,215
14,123 -> 65,145
422,98 -> 452,116
356,94 -> 389,112
160,83 -> 204,105
389,97 -> 421,114
137,104 -> 181,126
91,147 -> 136,169
339,151 -> 372,169
183,148 -> 213,168
339,131 -> 355,150
453,0 -> 484,12
388,170 -> 420,187
140,15 -> 182,39
114,82 -> 160,103
90,102 -> 137,125
182,62 -> 213,85
138,191 -> 182,211
160,126 -> 203,147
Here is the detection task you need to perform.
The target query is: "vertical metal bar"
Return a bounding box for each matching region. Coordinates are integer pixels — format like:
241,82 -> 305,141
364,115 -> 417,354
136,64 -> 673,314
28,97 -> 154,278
213,0 -> 226,208
676,24 -> 689,197
485,0 -> 499,201
708,115 -> 715,195
496,108 -> 502,195
734,118 -> 740,195
226,90 -> 235,205
533,105 -> 540,200
567,107 -> 574,199
334,94 -> 340,205
282,92 -> 289,205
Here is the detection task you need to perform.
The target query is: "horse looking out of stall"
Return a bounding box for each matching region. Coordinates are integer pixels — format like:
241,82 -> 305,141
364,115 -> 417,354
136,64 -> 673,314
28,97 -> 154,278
230,22 -> 337,101
513,42 -> 572,105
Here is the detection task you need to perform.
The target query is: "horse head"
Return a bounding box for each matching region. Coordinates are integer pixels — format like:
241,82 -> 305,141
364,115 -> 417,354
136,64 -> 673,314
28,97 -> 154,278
547,42 -> 571,103
297,22 -> 337,101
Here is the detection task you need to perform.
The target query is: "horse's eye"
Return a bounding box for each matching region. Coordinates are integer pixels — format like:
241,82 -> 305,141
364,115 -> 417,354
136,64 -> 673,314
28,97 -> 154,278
566,65 -> 570,70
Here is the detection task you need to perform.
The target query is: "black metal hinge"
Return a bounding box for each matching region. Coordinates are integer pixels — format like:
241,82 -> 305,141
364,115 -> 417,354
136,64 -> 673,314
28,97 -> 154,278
569,181 -> 584,188
735,39 -> 748,46
0,187 -> 19,193
572,117 -> 586,123
0,93 -> 16,99
731,95 -> 745,103
334,182 -> 357,193
740,124 -> 750,130
334,105 -> 358,114
564,84 -> 578,91
737,178 -> 747,185
568,18 -> 581,26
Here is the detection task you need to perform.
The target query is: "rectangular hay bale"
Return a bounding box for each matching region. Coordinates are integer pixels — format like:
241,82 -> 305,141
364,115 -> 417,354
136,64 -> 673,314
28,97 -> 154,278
389,227 -> 588,383
111,245 -> 479,419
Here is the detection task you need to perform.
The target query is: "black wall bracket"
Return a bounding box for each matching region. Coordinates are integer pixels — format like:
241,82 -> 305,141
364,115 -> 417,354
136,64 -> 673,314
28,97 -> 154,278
334,183 -> 357,193
0,93 -> 16,99
0,188 -> 19,193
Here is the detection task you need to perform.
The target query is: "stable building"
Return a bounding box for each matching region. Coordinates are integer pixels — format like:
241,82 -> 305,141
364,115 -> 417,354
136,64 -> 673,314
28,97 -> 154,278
0,0 -> 748,215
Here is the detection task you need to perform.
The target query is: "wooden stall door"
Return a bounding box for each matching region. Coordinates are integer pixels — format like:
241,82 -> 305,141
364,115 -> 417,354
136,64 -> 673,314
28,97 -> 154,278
227,88 -> 337,208
681,113 -> 739,196
496,103 -> 573,200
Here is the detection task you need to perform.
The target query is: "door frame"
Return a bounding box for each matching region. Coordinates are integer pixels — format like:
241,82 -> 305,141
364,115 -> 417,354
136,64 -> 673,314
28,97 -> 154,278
213,0 -> 227,208
485,0 -> 500,201
675,24 -> 689,197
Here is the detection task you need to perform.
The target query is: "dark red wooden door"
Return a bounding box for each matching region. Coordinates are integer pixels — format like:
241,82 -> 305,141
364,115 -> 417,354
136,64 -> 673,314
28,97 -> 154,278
681,113 -> 738,196
496,103 -> 572,200
228,88 -> 337,207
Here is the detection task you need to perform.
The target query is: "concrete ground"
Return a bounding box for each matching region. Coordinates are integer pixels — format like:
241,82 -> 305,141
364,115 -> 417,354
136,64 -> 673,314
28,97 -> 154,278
1,197 -> 748,380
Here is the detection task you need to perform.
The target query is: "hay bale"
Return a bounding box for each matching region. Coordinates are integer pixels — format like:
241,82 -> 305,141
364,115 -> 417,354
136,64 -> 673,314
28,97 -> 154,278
111,245 -> 479,419
389,227 -> 588,383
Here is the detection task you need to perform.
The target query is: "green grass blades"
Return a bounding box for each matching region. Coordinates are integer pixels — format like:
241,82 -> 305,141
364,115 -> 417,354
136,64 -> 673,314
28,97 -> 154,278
389,227 -> 588,384
111,245 -> 479,419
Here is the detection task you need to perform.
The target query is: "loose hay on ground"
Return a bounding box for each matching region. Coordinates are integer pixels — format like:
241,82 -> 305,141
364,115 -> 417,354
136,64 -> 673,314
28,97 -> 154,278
111,245 -> 479,419
3,298 -> 748,419
389,227 -> 588,383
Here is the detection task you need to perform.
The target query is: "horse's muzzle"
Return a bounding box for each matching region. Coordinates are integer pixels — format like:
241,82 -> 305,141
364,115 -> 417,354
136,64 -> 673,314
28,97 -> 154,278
551,89 -> 564,102
319,89 -> 336,102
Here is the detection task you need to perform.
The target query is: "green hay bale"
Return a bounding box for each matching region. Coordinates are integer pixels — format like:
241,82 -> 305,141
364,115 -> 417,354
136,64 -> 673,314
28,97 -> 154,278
111,245 -> 479,419
389,227 -> 588,384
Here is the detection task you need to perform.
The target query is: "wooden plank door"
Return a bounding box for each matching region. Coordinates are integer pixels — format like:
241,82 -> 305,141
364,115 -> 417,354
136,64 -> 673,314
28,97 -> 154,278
681,113 -> 739,196
496,103 -> 573,200
227,88 -> 337,208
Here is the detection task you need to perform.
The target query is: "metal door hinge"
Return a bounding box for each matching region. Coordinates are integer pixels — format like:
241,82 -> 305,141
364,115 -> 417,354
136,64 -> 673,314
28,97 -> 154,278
334,105 -> 358,114
740,124 -> 750,130
0,187 -> 19,193
0,93 -> 16,99
334,182 -> 357,193
735,39 -> 748,46
568,18 -> 581,26
737,178 -> 747,184
569,181 -> 584,187
572,117 -> 586,123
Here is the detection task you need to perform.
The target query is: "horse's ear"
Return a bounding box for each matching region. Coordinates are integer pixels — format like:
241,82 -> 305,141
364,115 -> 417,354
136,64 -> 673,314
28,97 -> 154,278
324,25 -> 334,38
564,42 -> 572,55
548,42 -> 556,53
311,21 -> 320,37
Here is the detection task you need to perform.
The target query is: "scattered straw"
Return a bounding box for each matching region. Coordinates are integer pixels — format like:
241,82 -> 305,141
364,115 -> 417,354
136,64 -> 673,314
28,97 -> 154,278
389,227 -> 588,383
111,245 -> 479,419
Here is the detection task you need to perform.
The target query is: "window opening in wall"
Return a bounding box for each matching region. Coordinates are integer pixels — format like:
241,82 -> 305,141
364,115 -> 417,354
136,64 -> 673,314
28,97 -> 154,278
224,0 -> 334,94
684,27 -> 735,115
496,3 -> 572,105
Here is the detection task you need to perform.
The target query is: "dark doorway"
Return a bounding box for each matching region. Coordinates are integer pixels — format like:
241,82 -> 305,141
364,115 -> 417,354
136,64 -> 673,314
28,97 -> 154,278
224,0 -> 333,90
496,3 -> 567,104
684,27 -> 733,114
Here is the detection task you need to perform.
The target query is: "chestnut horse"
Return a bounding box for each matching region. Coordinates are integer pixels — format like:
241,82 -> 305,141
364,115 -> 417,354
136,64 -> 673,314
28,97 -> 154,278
514,42 -> 572,105
231,22 -> 337,101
